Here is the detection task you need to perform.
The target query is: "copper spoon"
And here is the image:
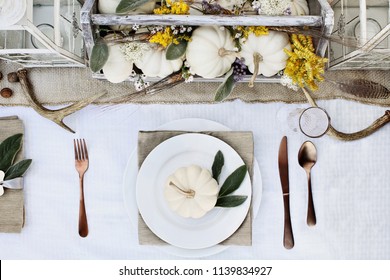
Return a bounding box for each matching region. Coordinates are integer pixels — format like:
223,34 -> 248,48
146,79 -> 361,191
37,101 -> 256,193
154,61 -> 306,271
298,141 -> 317,226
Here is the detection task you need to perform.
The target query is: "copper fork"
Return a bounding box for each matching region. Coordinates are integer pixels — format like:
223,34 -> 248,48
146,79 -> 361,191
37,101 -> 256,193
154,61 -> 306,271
74,139 -> 89,238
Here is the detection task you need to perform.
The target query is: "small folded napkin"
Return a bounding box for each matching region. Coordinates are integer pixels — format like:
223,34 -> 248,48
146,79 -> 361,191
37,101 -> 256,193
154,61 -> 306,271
0,116 -> 25,233
137,130 -> 254,246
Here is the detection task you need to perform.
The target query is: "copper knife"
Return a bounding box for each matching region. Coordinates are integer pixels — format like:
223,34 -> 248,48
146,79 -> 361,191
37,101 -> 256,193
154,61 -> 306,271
278,136 -> 294,249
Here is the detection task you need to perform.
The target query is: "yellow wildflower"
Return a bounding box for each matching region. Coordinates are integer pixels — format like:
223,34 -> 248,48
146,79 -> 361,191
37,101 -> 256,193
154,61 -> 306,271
236,26 -> 268,39
149,27 -> 175,48
153,0 -> 189,15
149,27 -> 191,48
284,34 -> 328,91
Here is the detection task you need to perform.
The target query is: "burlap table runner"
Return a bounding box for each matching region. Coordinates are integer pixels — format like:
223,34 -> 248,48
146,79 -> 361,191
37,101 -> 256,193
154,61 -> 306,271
1,60 -> 390,106
137,130 -> 254,246
0,116 -> 25,233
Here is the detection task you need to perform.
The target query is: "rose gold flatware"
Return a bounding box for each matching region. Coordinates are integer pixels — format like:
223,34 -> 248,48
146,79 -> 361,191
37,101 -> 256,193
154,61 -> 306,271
298,141 -> 317,226
278,136 -> 294,249
74,139 -> 89,238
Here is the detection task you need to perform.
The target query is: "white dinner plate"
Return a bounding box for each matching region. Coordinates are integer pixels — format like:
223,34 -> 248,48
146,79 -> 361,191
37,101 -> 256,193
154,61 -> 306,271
0,0 -> 26,28
136,133 -> 252,249
122,118 -> 262,257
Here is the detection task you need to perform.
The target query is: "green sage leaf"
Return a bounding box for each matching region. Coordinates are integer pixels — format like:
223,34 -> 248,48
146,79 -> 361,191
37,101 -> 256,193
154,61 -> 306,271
116,0 -> 150,13
215,195 -> 248,207
166,39 -> 188,60
5,159 -> 32,180
0,134 -> 23,172
211,150 -> 224,183
90,39 -> 109,73
218,165 -> 247,197
214,68 -> 235,102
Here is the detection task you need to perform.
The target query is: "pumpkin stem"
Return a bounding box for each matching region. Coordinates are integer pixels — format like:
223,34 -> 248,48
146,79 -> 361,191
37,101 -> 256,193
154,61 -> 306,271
249,52 -> 263,88
218,48 -> 238,57
169,182 -> 195,198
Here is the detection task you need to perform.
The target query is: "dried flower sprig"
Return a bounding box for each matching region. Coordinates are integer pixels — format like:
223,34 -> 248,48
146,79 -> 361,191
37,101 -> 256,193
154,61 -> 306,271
232,57 -> 247,82
284,34 -> 328,91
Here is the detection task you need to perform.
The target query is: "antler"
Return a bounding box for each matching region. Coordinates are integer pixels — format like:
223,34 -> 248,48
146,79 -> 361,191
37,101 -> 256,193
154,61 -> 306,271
302,87 -> 390,141
17,69 -> 106,133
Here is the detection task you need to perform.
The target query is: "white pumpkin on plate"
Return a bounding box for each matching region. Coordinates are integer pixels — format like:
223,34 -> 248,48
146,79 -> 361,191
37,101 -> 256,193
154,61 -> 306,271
164,165 -> 219,219
102,34 -> 133,83
135,44 -> 184,78
240,31 -> 291,86
186,26 -> 237,79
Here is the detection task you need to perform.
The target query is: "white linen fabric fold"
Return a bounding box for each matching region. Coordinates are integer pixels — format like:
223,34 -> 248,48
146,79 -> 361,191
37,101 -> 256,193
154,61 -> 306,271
0,99 -> 389,259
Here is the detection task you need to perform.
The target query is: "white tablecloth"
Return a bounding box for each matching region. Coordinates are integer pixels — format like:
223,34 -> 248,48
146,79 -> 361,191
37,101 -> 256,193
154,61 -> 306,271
0,99 -> 389,260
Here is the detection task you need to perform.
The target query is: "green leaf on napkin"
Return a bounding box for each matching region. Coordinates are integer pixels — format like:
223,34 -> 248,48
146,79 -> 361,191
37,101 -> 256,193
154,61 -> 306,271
215,195 -> 248,207
218,165 -> 247,197
212,150 -> 224,183
90,39 -> 109,73
214,68 -> 235,102
0,133 -> 23,172
116,0 -> 150,13
5,159 -> 32,180
166,39 -> 188,60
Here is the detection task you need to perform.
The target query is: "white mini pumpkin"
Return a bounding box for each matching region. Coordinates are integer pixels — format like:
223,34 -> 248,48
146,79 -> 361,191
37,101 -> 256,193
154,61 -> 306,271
289,0 -> 309,16
186,26 -> 237,78
240,31 -> 291,86
98,0 -> 156,30
216,0 -> 246,11
164,165 -> 219,219
102,34 -> 133,83
135,45 -> 183,78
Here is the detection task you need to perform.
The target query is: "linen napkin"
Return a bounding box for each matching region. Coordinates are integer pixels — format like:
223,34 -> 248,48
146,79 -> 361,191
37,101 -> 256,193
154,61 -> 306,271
0,116 -> 25,233
137,130 -> 254,246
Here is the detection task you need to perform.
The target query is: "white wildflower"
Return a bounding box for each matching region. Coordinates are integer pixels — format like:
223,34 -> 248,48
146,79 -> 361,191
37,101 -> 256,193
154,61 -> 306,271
187,27 -> 192,32
144,82 -> 150,88
185,75 -> 194,83
121,42 -> 151,64
173,29 -> 179,35
257,0 -> 290,16
130,70 -> 137,78
251,0 -> 260,10
132,23 -> 139,31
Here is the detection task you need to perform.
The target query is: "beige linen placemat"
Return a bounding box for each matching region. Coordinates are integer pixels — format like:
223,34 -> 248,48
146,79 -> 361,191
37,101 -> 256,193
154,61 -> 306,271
0,116 -> 25,233
137,131 -> 254,246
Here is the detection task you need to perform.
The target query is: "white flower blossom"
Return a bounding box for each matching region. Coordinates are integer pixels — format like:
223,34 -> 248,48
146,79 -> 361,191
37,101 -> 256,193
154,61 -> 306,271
257,0 -> 290,16
281,74 -> 299,91
251,0 -> 260,10
185,75 -> 194,83
132,23 -> 139,31
120,42 -> 151,64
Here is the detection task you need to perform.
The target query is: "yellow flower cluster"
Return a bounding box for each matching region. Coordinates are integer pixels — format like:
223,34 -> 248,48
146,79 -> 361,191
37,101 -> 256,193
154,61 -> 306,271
149,27 -> 191,48
236,26 -> 269,39
284,34 -> 328,91
153,0 -> 190,15
149,27 -> 176,48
